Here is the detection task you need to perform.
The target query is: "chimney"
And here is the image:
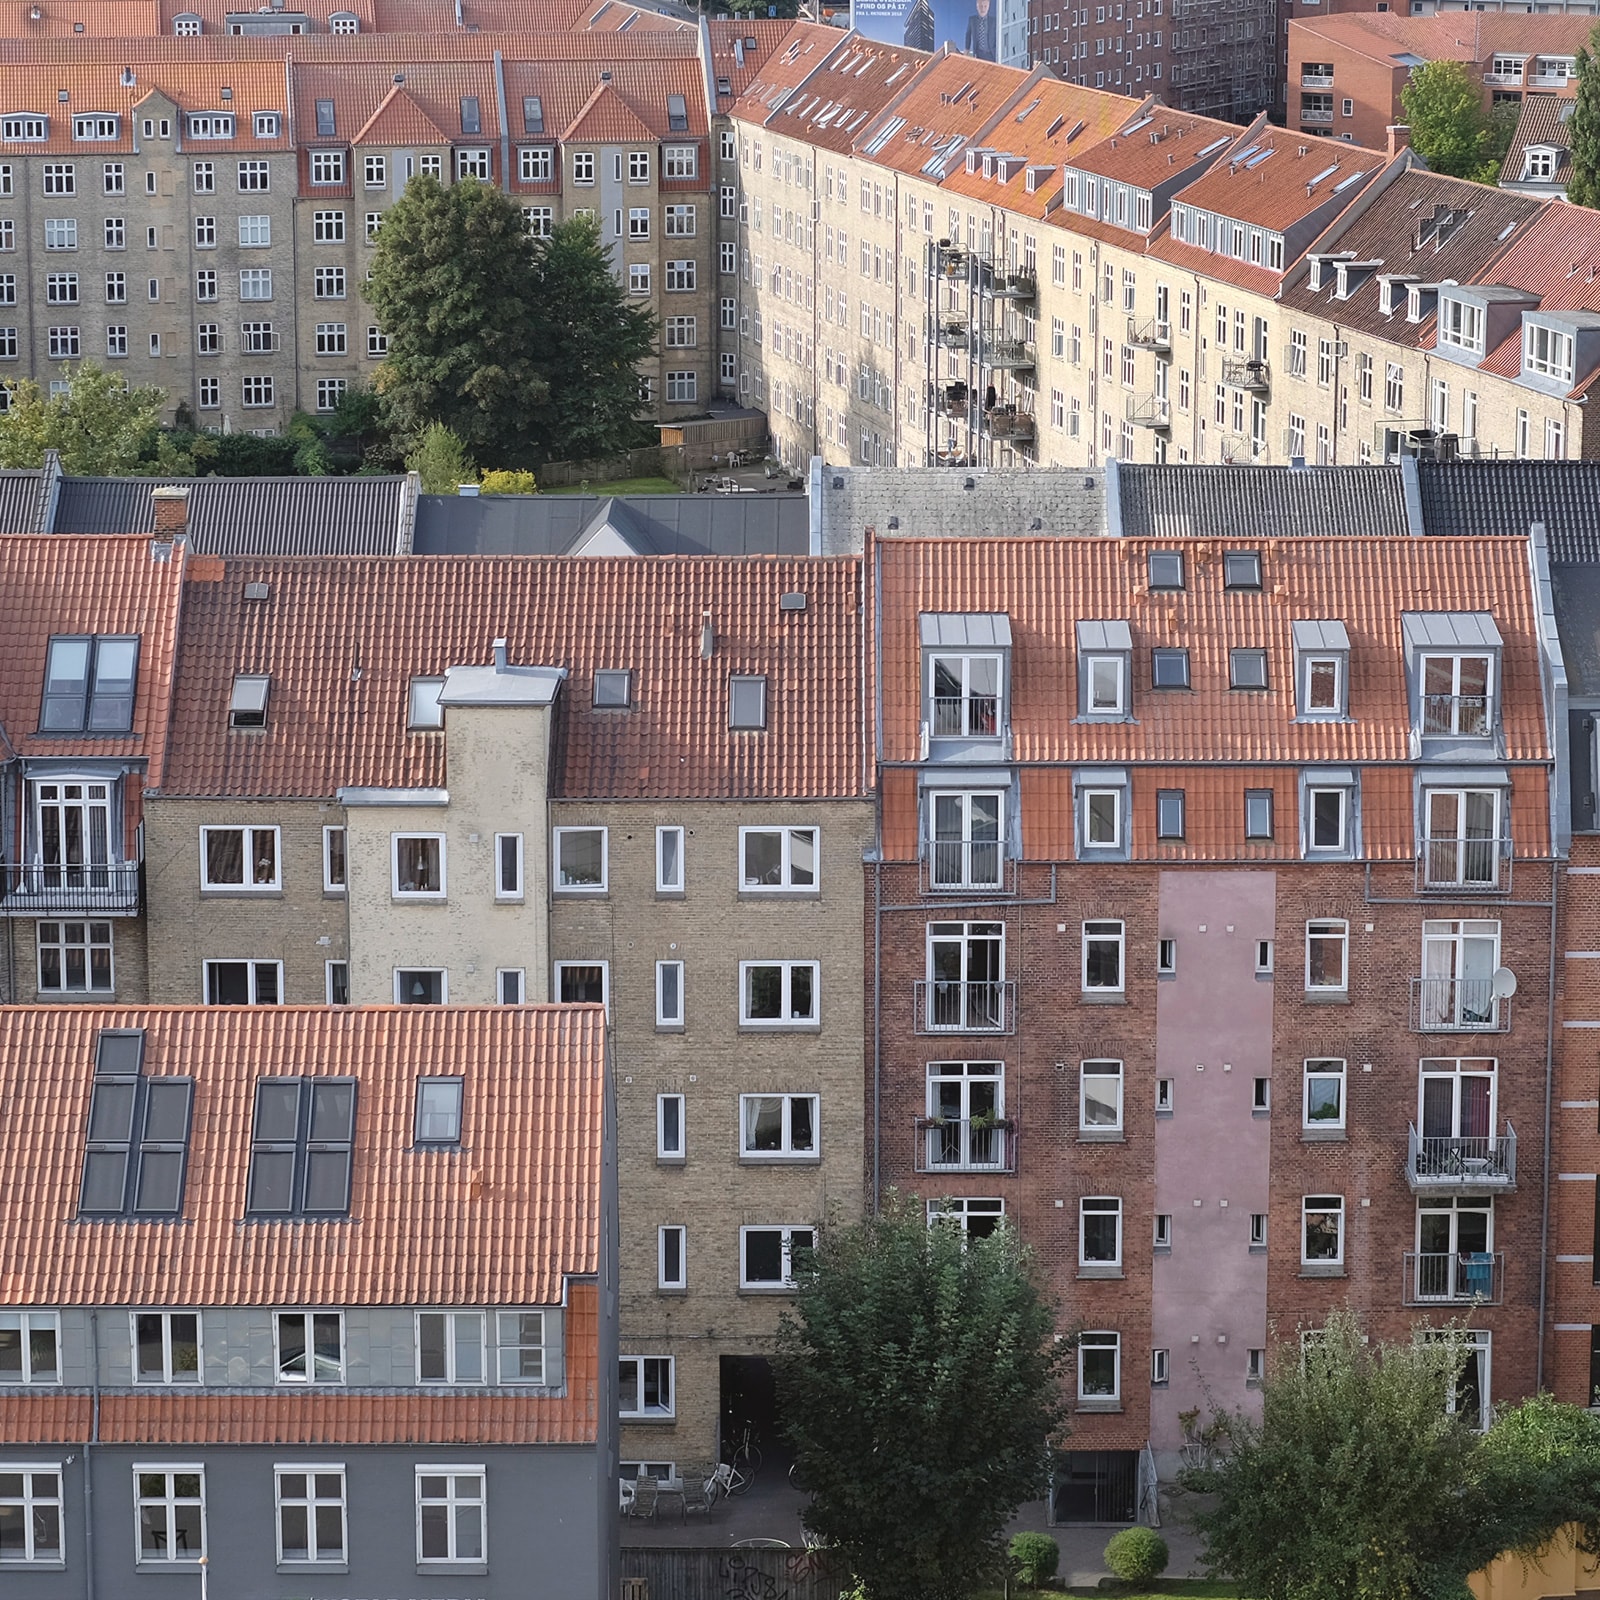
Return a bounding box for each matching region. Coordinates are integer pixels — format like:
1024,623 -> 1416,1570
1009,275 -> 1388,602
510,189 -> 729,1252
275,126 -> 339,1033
700,610 -> 715,660
493,637 -> 508,672
1387,124 -> 1410,158
150,485 -> 191,541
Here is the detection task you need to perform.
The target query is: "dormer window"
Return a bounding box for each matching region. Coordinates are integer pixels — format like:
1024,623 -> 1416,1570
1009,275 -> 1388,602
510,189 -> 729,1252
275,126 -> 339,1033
1076,620 -> 1132,718
1292,620 -> 1350,719
187,113 -> 234,139
173,12 -> 201,32
1421,654 -> 1492,737
228,673 -> 270,729
922,614 -> 1009,742
41,634 -> 140,733
253,112 -> 280,139
1147,550 -> 1184,590
1523,147 -> 1557,181
329,10 -> 359,31
1404,612 -> 1500,742
1438,296 -> 1484,356
1300,769 -> 1359,859
73,115 -> 118,141
1524,321 -> 1574,385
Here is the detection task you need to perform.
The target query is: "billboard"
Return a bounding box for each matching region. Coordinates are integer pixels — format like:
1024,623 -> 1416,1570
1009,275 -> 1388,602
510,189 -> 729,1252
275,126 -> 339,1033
850,0 -> 1024,64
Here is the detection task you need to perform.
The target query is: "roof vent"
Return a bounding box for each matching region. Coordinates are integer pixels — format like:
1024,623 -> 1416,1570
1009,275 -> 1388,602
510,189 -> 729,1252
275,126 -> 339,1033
457,482 -> 480,496
243,581 -> 270,602
780,591 -> 807,612
700,610 -> 715,660
493,637 -> 508,672
394,71 -> 405,83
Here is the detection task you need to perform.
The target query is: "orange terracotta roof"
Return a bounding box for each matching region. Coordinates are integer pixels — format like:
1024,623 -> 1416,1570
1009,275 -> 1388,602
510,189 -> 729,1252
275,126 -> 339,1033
494,58 -> 707,145
1291,9 -> 1596,68
873,534 -> 1549,767
0,0 -> 160,35
707,17 -> 792,103
157,555 -> 866,800
735,20 -> 854,114
856,53 -> 1031,177
0,1283 -> 600,1445
0,1005 -> 605,1309
1066,108 -> 1237,189
0,534 -> 187,784
354,82 -> 454,145
296,58 -> 500,144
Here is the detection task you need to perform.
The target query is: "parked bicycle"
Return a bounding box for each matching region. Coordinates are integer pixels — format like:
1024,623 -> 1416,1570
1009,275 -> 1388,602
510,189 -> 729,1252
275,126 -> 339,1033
706,1460 -> 752,1503
729,1420 -> 763,1476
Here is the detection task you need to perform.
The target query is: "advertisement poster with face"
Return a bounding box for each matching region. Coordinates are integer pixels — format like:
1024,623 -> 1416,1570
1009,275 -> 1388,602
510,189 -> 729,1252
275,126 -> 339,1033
850,0 -> 1027,65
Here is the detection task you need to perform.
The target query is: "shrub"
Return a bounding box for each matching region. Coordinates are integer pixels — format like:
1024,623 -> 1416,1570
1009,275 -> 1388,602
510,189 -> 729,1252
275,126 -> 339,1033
479,469 -> 538,495
1104,1526 -> 1168,1585
1009,1531 -> 1060,1587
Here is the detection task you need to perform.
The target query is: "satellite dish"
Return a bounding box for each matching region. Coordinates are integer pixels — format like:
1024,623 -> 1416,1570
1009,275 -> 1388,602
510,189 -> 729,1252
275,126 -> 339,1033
1491,966 -> 1518,999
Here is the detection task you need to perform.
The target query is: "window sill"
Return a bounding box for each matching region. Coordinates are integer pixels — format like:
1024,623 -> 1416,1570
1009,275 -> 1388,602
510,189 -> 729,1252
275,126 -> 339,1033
1302,991 -> 1350,1005
1299,1264 -> 1346,1278
738,1023 -> 821,1033
738,1285 -> 798,1296
278,1562 -> 349,1576
1158,970 -> 1176,981
1252,1108 -> 1270,1119
201,886 -> 282,898
657,1154 -> 686,1167
1301,1127 -> 1347,1142
4,1560 -> 66,1572
418,1564 -> 489,1577
391,894 -> 447,904
655,1024 -> 686,1035
1077,1265 -> 1124,1279
493,894 -> 526,906
1075,1400 -> 1123,1413
137,1561 -> 204,1571
552,888 -> 608,898
1078,1130 -> 1125,1143
739,1154 -> 821,1166
1079,992 -> 1126,1005
657,1287 -> 688,1298
1256,970 -> 1275,982
738,889 -> 821,901
655,890 -> 686,901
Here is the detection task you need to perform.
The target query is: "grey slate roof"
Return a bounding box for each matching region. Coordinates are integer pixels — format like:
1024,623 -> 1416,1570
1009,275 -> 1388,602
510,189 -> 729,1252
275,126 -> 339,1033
1550,566 -> 1600,698
50,475 -> 410,555
412,491 -> 810,556
1415,461 -> 1600,560
1115,463 -> 1411,540
0,469 -> 45,532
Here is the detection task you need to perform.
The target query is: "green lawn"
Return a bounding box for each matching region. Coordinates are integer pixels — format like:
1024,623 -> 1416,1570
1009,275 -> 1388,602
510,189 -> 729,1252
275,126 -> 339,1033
973,1585 -> 1237,1600
543,475 -> 682,496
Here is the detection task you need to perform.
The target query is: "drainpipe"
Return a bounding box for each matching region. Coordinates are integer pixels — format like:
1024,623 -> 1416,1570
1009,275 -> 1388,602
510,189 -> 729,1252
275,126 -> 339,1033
1537,871 -> 1556,1391
84,1307 -> 100,1600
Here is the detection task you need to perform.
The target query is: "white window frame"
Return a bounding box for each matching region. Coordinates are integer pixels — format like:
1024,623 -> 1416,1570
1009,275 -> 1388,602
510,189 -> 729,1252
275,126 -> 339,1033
1079,1059 -> 1124,1133
658,1225 -> 686,1290
738,825 -> 818,892
199,824 -> 281,891
496,968 -> 524,1005
656,825 -> 684,894
1303,1058 -> 1347,1130
408,675 -> 445,730
1306,786 -> 1348,853
325,961 -> 349,1006
1083,653 -> 1127,715
273,1464 -> 347,1566
1082,919 -> 1125,992
0,1465 -> 62,1562
1302,1195 -> 1345,1265
415,1467 -> 486,1566
738,1225 -> 814,1289
1305,918 -> 1349,992
415,1311 -> 486,1385
739,960 -> 820,1027
495,1312 -> 545,1384
655,960 -> 684,1029
617,1356 -> 674,1418
552,826 -> 607,894
739,1093 -> 819,1160
0,1311 -> 60,1384
414,1079 -> 463,1148
131,1311 -> 202,1385
656,1092 -> 685,1160
1079,1196 -> 1123,1269
321,825 -> 346,894
391,833 -> 446,899
1151,1349 -> 1170,1385
132,1464 -> 205,1565
273,1311 -> 345,1385
494,832 -> 523,900
1077,1331 -> 1120,1404
1081,788 -> 1123,850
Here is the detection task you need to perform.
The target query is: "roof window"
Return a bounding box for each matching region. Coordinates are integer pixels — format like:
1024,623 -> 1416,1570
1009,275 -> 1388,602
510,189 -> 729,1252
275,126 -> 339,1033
593,669 -> 633,708
1224,551 -> 1262,590
460,96 -> 481,135
1147,550 -> 1185,591
729,674 -> 767,730
667,93 -> 688,132
41,634 -> 140,734
1151,648 -> 1190,689
408,676 -> 445,730
245,1077 -> 357,1217
523,95 -> 544,134
78,1029 -> 194,1218
228,672 -> 271,729
315,98 -> 335,138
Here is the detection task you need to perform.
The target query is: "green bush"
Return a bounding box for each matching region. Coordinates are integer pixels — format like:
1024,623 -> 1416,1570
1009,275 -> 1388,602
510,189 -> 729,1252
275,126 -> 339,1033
1009,1531 -> 1060,1587
1104,1526 -> 1168,1584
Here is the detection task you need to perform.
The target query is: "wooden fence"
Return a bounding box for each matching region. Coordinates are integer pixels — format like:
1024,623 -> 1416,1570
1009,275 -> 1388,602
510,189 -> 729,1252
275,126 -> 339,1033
538,445 -> 668,487
620,1544 -> 850,1600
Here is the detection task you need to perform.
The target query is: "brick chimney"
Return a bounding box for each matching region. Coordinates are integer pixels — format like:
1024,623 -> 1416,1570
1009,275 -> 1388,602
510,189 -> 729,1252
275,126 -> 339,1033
150,485 -> 191,542
1387,124 -> 1411,159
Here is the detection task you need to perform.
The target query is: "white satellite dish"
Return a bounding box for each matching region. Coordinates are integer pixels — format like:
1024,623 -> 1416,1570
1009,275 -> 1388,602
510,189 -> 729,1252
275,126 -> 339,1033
1491,966 -> 1518,999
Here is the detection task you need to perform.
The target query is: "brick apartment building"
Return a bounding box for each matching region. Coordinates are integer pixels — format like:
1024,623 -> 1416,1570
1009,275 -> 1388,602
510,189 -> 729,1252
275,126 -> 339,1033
864,528 -> 1561,1507
138,549 -> 871,1470
0,1001 -> 617,1600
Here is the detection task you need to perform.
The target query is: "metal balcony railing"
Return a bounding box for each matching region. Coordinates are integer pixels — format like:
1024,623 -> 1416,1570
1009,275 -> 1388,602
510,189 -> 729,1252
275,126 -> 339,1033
936,320 -> 972,351
915,1116 -> 1017,1174
1418,835 -> 1509,893
981,339 -> 1036,371
981,269 -> 1037,303
1128,395 -> 1171,429
930,694 -> 1001,739
921,837 -> 1013,896
0,861 -> 142,916
1300,70 -> 1335,87
1406,1125 -> 1517,1193
932,380 -> 973,418
1403,1250 -> 1504,1306
1127,316 -> 1171,351
983,406 -> 1035,440
1299,105 -> 1335,124
1410,977 -> 1508,1033
1422,694 -> 1492,738
1221,356 -> 1270,391
913,979 -> 1017,1034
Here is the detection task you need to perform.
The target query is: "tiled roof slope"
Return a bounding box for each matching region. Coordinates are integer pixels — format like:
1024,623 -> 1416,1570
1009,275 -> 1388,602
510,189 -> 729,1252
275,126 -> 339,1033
1417,460 -> 1600,560
1501,94 -> 1574,186
1292,9 -> 1596,67
0,1005 -> 605,1309
875,534 -> 1547,765
1282,168 -> 1543,343
0,535 -> 187,782
50,475 -> 408,555
1116,463 -> 1410,539
0,468 -> 46,532
157,555 -> 864,800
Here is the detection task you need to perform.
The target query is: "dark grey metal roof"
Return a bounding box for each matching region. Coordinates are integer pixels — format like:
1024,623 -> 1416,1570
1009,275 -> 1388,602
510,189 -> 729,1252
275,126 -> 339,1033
1551,566 -> 1600,698
412,491 -> 810,556
1416,462 -> 1600,560
0,469 -> 45,532
1117,464 -> 1410,540
50,475 -> 408,554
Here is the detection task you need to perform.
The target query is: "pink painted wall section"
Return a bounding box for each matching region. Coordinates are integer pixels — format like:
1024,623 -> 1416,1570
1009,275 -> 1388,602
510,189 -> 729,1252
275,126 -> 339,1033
1150,869 -> 1276,1473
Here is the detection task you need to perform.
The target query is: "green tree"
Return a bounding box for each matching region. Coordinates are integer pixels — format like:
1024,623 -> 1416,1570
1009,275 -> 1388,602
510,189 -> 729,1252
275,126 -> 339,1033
1401,60 -> 1498,182
366,174 -> 550,470
0,364 -> 166,474
1568,28 -> 1600,207
773,1194 -> 1070,1600
407,423 -> 477,494
533,214 -> 657,465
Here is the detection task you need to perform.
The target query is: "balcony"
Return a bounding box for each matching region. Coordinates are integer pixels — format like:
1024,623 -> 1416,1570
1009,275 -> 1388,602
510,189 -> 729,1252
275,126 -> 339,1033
1300,69 -> 1335,87
0,861 -> 142,917
913,979 -> 1017,1035
915,1116 -> 1017,1174
921,838 -> 1015,897
1299,105 -> 1335,125
1417,835 -> 1510,895
1422,694 -> 1491,739
1403,1250 -> 1504,1306
1406,1125 -> 1517,1194
983,405 -> 1035,441
1410,977 -> 1508,1033
1127,316 -> 1171,352
981,268 -> 1038,303
981,339 -> 1036,372
931,380 -> 974,419
936,319 -> 972,351
930,693 -> 1001,740
1221,356 -> 1270,391
1127,394 -> 1171,429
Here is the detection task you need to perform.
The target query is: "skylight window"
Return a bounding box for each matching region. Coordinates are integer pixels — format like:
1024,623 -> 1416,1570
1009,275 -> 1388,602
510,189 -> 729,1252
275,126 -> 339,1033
228,673 -> 270,729
1197,136 -> 1230,158
78,1029 -> 194,1219
41,634 -> 140,733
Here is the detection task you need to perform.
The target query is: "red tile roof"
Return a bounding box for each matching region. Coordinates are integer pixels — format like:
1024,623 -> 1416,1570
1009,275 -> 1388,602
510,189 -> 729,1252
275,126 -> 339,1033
0,534 -> 187,784
295,58 -> 500,145
0,1005 -> 605,1309
1500,93 -> 1575,186
156,555 -> 866,800
1291,9 -> 1596,69
354,82 -> 455,146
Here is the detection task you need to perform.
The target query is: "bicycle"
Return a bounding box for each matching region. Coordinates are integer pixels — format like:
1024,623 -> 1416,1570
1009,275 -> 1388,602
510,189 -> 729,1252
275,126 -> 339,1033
730,1420 -> 763,1476
707,1459 -> 752,1503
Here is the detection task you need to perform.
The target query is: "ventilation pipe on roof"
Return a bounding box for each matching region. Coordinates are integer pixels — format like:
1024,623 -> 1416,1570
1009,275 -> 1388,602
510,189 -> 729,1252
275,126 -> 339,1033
700,610 -> 716,660
493,637 -> 509,673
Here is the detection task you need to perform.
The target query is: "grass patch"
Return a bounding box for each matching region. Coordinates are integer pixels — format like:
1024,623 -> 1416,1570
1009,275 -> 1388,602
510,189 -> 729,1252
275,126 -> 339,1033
543,476 -> 682,496
973,1585 -> 1237,1600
